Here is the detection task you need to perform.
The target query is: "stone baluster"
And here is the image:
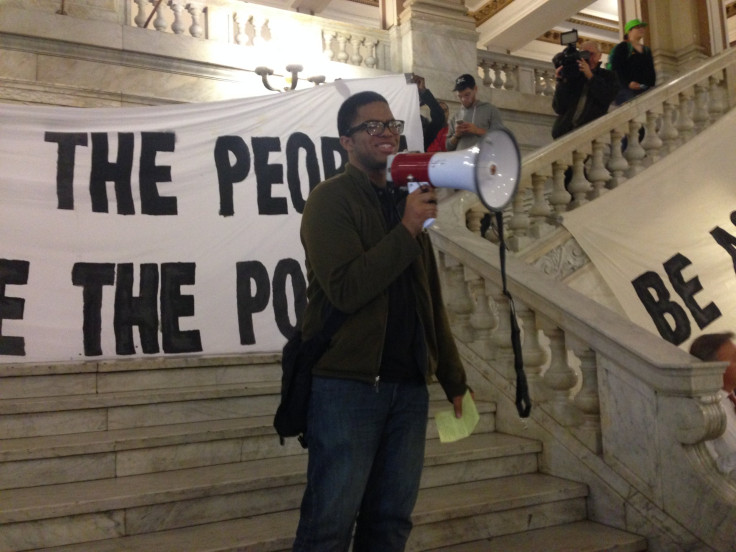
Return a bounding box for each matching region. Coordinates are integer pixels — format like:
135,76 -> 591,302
549,160 -> 571,214
692,83 -> 710,133
152,0 -> 167,31
659,101 -> 680,154
538,317 -> 580,426
623,120 -> 646,177
569,341 -> 601,452
443,256 -> 474,342
336,33 -> 350,64
543,72 -> 556,96
364,40 -> 378,69
534,69 -> 545,95
466,206 -> 484,236
260,19 -> 272,43
480,61 -> 493,88
517,302 -> 548,403
676,92 -> 695,143
606,128 -> 628,189
488,282 -> 514,367
170,1 -> 186,35
467,273 -> 497,358
502,64 -> 516,91
507,188 -> 529,252
529,171 -> 553,238
640,110 -> 663,166
567,149 -> 591,208
233,12 -> 245,44
708,75 -> 725,122
134,0 -> 148,27
586,138 -> 610,199
483,212 -> 500,244
322,31 -> 336,62
491,63 -> 504,89
186,3 -> 204,38
350,36 -> 364,66
245,16 -> 257,46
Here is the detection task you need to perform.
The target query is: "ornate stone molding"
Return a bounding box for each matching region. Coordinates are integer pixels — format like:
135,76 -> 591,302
532,238 -> 589,281
468,0 -> 515,26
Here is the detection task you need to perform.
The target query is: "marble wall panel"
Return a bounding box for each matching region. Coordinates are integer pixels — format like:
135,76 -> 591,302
34,54 -> 262,104
0,6 -> 122,48
0,49 -> 37,82
598,356 -> 659,492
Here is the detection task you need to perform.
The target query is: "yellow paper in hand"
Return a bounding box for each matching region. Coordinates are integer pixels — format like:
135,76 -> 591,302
435,391 -> 479,443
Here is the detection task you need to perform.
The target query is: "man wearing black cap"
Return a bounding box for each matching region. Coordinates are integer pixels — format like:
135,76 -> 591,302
445,73 -> 504,151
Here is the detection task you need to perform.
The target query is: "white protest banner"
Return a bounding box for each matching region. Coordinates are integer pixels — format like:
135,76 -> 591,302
562,110 -> 736,349
0,75 -> 422,363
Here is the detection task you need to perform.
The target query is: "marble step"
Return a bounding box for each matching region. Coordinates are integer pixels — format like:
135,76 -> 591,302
427,520 -> 647,551
0,431 -> 532,523
0,399 -> 497,488
0,432 -> 540,551
0,354 -> 282,400
0,376 -> 460,439
0,382 -> 283,439
25,474 -> 589,552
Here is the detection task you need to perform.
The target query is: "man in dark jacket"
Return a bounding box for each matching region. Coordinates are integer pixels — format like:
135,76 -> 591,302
551,40 -> 619,139
293,91 -> 469,551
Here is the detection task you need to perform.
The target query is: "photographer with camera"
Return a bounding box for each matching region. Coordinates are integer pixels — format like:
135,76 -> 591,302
551,37 -> 618,139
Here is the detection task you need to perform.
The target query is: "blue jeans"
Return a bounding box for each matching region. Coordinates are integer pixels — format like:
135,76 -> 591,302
293,376 -> 429,552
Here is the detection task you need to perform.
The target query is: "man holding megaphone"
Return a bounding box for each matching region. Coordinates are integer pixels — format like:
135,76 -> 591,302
293,91 -> 470,551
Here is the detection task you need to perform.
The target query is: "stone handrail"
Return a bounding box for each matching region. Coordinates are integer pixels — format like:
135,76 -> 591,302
472,47 -> 736,253
430,197 -> 735,550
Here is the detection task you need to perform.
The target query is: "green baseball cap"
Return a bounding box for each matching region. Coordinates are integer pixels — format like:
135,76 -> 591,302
625,19 -> 647,34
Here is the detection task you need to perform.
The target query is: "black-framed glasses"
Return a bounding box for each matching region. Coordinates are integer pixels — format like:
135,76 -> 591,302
345,119 -> 405,137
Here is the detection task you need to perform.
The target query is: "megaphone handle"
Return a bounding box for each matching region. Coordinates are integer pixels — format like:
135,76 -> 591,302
407,181 -> 435,229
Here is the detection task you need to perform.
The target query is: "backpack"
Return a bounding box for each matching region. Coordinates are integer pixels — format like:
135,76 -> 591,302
273,305 -> 345,448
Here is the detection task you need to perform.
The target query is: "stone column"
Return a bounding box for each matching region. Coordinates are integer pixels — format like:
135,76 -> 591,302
393,0 -> 478,99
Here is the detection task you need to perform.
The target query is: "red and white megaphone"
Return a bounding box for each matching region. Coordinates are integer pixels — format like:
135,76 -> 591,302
386,127 -> 520,218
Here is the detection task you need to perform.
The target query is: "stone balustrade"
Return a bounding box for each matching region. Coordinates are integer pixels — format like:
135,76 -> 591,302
477,50 -> 557,97
470,47 -> 736,253
429,201 -> 736,550
127,0 -> 392,77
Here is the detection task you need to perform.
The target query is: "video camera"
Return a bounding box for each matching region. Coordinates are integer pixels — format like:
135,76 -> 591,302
552,29 -> 590,82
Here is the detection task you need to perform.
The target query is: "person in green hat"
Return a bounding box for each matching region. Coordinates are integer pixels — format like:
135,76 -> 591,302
609,18 -> 656,106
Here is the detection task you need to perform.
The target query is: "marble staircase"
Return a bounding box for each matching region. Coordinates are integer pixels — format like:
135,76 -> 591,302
0,355 -> 647,551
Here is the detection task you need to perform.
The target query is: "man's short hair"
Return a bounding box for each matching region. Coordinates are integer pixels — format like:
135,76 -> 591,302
453,74 -> 476,92
337,91 -> 388,137
689,332 -> 735,361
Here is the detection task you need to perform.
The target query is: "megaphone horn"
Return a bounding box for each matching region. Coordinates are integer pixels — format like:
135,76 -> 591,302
386,128 -> 521,213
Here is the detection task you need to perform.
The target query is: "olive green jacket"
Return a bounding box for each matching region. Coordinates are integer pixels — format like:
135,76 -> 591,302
300,163 -> 467,401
